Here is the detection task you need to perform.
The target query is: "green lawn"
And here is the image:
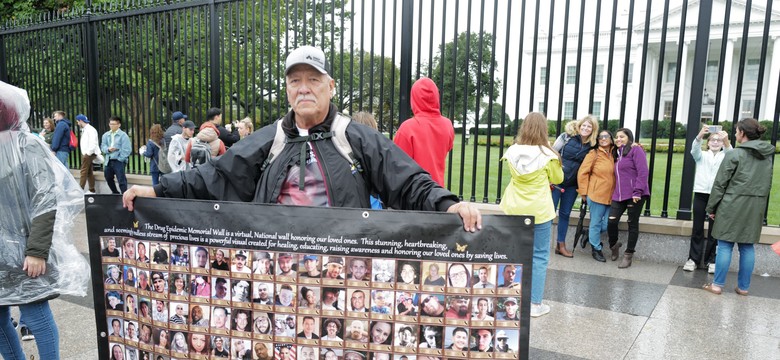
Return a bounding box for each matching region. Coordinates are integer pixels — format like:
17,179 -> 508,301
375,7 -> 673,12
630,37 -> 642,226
444,137 -> 780,225
115,136 -> 780,224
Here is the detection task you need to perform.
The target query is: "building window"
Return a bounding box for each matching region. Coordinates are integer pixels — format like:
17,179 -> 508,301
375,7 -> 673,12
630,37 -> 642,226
564,102 -> 575,120
666,62 -> 677,83
592,102 -> 602,120
701,112 -> 713,123
705,60 -> 719,83
745,59 -> 760,81
595,65 -> 604,84
741,99 -> 755,118
539,102 -> 546,114
663,101 -> 673,121
627,63 -> 634,83
540,67 -> 547,85
566,66 -> 577,84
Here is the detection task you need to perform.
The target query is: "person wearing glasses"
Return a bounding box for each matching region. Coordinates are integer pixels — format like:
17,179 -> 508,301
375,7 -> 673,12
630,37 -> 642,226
683,126 -> 731,273
446,263 -> 470,288
577,130 -> 617,262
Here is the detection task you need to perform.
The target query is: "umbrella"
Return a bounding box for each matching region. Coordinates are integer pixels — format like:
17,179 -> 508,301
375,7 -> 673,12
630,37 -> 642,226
573,202 -> 589,250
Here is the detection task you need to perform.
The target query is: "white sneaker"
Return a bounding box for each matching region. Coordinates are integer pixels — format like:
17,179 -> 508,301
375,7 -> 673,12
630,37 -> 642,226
85,191 -> 95,195
530,303 -> 551,318
708,263 -> 715,274
683,259 -> 696,272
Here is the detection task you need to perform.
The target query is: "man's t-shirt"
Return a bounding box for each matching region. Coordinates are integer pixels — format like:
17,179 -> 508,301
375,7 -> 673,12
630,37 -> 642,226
277,128 -> 329,206
102,248 -> 120,257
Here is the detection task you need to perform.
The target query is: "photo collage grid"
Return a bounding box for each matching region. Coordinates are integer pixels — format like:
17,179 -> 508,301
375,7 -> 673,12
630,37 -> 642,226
100,236 -> 524,360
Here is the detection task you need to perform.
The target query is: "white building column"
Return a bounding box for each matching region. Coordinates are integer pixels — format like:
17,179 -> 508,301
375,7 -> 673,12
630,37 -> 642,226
718,39 -> 735,122
763,37 -> 780,121
676,41 -> 690,123
624,44 -> 644,135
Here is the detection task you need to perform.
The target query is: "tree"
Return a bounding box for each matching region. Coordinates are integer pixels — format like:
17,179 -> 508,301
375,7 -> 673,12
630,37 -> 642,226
429,31 -> 502,125
479,102 -> 510,125
331,50 -> 400,132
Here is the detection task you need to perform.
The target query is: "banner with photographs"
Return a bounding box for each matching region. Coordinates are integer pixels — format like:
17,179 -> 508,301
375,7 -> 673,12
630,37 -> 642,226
85,196 -> 534,360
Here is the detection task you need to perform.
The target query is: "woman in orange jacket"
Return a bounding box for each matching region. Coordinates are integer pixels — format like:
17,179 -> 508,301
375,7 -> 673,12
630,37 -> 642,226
577,130 -> 616,262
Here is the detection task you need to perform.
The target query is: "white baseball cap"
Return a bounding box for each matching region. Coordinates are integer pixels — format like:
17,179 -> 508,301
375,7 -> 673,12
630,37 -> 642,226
285,46 -> 330,76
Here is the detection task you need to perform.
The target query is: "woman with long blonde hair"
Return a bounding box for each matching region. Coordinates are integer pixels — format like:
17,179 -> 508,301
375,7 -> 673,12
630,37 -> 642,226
550,115 -> 598,257
500,112 -> 563,317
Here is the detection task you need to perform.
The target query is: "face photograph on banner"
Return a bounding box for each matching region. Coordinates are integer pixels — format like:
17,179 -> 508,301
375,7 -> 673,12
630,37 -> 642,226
85,196 -> 534,359
347,257 -> 371,286
421,261 -> 447,292
299,254 -> 322,281
497,264 -> 523,295
372,259 -> 396,289
396,261 -> 421,291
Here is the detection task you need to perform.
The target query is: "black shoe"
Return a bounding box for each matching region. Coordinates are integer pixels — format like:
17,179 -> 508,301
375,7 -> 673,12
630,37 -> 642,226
20,326 -> 34,341
581,234 -> 589,248
592,248 -> 606,262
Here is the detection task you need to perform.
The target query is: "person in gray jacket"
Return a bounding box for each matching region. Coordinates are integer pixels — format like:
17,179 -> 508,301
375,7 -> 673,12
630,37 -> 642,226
122,45 -> 481,232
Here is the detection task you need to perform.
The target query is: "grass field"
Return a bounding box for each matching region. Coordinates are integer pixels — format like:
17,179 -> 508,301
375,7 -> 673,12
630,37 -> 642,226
443,137 -> 780,225
116,136 -> 780,224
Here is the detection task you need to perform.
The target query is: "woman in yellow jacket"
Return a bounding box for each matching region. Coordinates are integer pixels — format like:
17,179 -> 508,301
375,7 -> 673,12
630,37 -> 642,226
577,130 -> 617,262
500,112 -> 564,318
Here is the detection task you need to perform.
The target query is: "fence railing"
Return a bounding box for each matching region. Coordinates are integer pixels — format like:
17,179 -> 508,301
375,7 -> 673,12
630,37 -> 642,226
2,0 -> 779,224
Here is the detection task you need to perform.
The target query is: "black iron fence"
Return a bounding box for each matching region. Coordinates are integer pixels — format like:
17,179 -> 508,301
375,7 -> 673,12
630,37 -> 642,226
1,0 -> 778,224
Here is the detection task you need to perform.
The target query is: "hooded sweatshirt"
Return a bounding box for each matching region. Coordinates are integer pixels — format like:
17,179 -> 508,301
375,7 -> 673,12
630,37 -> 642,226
500,144 -> 564,224
184,122 -> 226,163
51,117 -> 72,152
394,77 -> 455,186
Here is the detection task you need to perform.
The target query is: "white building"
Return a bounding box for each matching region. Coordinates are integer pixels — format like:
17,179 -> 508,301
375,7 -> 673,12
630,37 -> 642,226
525,0 -> 780,133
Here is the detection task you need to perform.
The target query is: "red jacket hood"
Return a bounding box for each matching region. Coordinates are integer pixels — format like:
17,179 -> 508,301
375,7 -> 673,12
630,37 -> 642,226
410,77 -> 441,116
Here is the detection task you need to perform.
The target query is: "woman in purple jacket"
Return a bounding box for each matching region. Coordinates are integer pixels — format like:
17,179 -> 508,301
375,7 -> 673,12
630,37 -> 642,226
607,128 -> 650,268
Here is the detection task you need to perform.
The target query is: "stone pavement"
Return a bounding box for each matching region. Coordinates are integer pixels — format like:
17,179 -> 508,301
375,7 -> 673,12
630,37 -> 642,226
12,181 -> 780,359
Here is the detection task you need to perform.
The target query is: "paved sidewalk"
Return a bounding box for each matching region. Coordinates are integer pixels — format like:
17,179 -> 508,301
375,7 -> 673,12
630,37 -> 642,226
13,194 -> 780,359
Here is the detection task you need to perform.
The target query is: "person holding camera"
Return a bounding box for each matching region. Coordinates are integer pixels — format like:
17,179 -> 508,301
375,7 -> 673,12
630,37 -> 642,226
683,125 -> 731,273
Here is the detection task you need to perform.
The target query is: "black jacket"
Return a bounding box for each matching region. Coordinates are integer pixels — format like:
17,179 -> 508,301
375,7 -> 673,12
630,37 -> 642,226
157,104 -> 457,211
217,124 -> 240,148
559,135 -> 592,188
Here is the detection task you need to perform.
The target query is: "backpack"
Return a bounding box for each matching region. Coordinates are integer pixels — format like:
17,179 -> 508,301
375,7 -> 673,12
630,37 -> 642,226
190,138 -> 212,168
157,141 -> 172,173
69,130 -> 78,151
260,113 -> 363,174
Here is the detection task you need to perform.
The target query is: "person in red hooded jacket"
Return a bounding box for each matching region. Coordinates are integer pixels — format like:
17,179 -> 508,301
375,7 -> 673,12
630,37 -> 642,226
394,77 -> 455,187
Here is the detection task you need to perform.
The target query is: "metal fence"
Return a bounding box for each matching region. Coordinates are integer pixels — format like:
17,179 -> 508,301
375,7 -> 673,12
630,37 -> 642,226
1,0 -> 778,223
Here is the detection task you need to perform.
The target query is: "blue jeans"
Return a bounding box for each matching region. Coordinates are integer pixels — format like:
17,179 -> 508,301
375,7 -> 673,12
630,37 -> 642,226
531,220 -> 553,304
587,198 -> 610,250
151,170 -> 160,186
104,159 -> 128,194
552,185 -> 578,243
713,240 -> 755,291
0,301 -> 59,359
55,151 -> 69,167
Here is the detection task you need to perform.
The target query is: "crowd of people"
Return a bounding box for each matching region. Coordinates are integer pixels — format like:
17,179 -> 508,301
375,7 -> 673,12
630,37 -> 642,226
1,42 -> 776,359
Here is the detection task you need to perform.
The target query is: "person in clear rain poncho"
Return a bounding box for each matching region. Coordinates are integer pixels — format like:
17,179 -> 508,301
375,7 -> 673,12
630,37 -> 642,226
0,81 -> 90,359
